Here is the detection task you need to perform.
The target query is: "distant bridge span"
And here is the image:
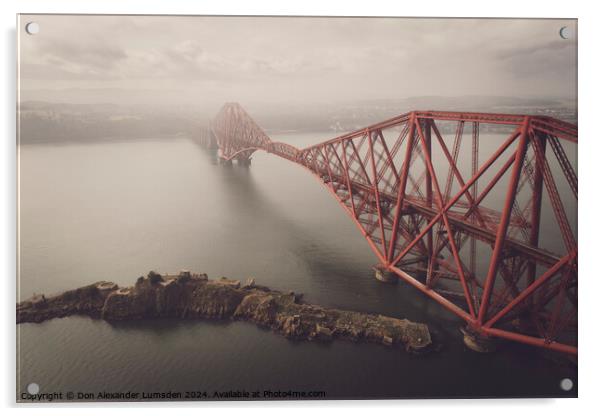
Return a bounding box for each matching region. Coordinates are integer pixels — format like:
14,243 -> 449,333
201,102 -> 577,355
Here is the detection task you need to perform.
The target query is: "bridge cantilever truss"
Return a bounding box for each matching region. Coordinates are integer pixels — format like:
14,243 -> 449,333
208,102 -> 578,355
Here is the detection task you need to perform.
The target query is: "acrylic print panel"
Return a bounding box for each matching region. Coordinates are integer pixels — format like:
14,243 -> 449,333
17,14 -> 577,402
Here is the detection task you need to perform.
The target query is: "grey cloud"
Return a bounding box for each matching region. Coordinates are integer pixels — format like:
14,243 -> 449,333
34,37 -> 126,72
496,40 -> 576,77
18,15 -> 577,105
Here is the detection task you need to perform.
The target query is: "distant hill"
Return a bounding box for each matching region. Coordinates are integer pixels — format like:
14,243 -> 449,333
17,96 -> 576,144
18,101 -> 204,144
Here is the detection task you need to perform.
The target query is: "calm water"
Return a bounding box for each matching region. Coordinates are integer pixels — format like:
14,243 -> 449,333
17,133 -> 577,400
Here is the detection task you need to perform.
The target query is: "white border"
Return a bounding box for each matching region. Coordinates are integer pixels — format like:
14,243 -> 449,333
2,1 -> 599,414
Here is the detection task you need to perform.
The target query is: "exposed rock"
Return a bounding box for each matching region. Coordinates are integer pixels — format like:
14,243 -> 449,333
217,277 -> 241,289
17,281 -> 115,323
17,272 -> 432,353
242,277 -> 255,289
316,324 -> 334,340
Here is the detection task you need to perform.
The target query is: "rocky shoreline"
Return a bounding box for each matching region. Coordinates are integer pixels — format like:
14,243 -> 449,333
17,271 -> 432,353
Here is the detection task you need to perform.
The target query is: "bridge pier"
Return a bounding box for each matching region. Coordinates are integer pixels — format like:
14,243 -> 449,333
373,265 -> 398,284
237,158 -> 251,166
460,326 -> 496,353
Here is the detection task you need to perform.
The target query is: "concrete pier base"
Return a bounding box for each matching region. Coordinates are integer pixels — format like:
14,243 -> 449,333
237,158 -> 251,166
460,326 -> 496,353
373,266 -> 398,284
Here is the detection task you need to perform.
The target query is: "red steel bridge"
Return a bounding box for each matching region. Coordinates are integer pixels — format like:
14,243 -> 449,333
201,103 -> 578,355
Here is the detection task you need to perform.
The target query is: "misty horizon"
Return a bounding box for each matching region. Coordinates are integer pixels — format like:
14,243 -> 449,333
19,15 -> 577,110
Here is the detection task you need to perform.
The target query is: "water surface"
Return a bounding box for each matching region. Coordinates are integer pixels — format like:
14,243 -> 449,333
17,134 -> 577,400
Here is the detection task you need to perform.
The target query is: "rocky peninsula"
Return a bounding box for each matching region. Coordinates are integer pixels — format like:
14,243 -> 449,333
17,271 -> 432,353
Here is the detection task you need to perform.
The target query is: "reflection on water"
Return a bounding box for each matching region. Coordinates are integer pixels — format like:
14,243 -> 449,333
17,136 -> 576,399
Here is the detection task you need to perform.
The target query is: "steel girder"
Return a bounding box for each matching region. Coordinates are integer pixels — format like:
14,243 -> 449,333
210,103 -> 578,355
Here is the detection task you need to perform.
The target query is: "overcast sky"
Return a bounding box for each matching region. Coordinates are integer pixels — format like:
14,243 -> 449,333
18,15 -> 577,107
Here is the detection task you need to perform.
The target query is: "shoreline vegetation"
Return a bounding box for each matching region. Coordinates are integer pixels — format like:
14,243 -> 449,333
17,271 -> 432,353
